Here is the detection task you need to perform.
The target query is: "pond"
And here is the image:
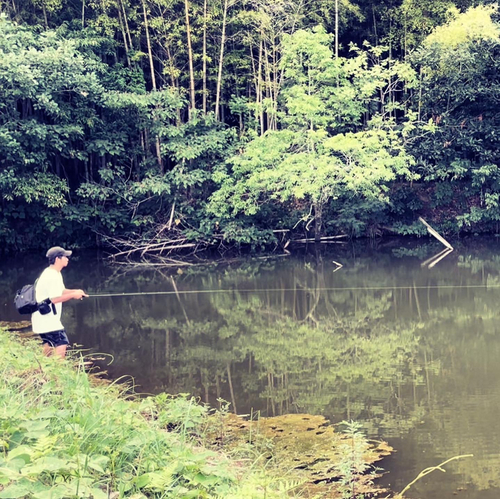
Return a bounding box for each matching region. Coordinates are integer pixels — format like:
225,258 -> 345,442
2,237 -> 500,498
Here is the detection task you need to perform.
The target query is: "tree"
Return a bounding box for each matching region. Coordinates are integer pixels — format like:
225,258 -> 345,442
0,21 -> 103,212
407,5 -> 500,232
0,18 -> 184,248
209,27 -> 417,240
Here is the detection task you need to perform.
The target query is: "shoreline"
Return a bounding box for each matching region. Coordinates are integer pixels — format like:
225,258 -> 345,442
0,326 -> 393,498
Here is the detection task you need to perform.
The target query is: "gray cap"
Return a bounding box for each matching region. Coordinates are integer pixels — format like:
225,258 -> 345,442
46,246 -> 73,259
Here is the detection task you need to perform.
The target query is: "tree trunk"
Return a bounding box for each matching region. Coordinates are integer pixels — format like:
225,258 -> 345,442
142,0 -> 163,170
202,0 -> 208,114
258,39 -> 264,135
271,37 -> 278,130
142,0 -> 156,90
264,42 -> 272,131
140,129 -> 146,155
372,4 -> 378,44
157,7 -> 178,90
163,44 -> 177,88
42,3 -> 48,28
314,202 -> 323,241
215,0 -> 229,120
118,0 -> 133,50
117,6 -> 131,66
155,137 -> 163,173
184,0 -> 196,116
249,44 -> 259,134
334,0 -> 339,59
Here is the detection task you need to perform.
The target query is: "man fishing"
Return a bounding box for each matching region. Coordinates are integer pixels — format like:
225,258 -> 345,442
31,246 -> 88,358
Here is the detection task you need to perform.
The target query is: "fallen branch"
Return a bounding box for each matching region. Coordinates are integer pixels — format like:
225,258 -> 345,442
292,235 -> 348,244
418,217 -> 453,250
395,454 -> 473,498
332,260 -> 343,272
167,201 -> 176,231
109,238 -> 188,258
111,260 -> 195,267
421,247 -> 453,268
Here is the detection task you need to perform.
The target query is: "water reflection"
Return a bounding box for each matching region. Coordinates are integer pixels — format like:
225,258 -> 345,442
2,239 -> 500,498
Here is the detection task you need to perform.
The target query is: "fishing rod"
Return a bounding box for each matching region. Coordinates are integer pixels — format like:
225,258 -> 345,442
86,283 -> 498,298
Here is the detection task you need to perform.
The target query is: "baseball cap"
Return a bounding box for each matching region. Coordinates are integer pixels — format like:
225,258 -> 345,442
46,246 -> 73,259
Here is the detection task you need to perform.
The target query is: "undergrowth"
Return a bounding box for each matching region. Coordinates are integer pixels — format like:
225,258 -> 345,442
0,330 -> 296,499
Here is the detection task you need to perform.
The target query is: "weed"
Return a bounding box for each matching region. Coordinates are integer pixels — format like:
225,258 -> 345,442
334,420 -> 383,499
0,330 -> 290,498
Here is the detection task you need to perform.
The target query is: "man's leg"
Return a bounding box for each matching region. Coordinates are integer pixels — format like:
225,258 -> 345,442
54,344 -> 68,358
40,330 -> 69,359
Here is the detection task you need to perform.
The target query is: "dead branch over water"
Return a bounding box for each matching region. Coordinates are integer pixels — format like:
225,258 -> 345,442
103,232 -> 292,270
103,222 -> 348,267
103,225 -> 218,266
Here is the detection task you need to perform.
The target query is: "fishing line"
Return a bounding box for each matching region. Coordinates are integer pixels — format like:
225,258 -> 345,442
87,283 -> 499,298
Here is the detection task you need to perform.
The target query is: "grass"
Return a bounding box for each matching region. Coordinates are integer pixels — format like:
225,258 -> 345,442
0,329 -> 298,499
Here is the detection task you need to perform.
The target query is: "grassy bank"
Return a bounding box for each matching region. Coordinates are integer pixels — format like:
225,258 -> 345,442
0,329 -> 299,498
0,329 -> 394,498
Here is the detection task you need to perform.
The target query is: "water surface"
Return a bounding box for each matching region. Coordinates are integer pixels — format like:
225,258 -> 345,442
2,238 -> 500,498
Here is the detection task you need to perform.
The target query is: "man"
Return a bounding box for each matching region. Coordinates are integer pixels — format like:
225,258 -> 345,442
31,246 -> 88,358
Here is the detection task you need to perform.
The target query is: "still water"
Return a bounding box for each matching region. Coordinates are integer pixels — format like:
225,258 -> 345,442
2,238 -> 500,498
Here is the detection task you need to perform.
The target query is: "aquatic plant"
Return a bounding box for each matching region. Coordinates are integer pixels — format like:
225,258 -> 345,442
203,412 -> 392,497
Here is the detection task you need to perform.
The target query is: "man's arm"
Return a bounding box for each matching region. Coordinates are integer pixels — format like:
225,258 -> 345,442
51,289 -> 88,304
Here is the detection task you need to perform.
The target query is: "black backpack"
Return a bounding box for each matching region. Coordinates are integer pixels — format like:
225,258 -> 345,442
14,282 -> 39,315
14,280 -> 55,315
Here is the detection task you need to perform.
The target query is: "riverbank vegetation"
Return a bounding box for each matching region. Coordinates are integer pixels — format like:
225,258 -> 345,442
0,327 -> 394,498
2,0 -> 500,253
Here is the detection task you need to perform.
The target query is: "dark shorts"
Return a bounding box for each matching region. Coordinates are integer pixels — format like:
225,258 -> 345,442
39,330 -> 69,348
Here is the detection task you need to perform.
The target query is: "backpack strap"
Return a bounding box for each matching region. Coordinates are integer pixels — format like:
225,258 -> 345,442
34,276 -> 57,315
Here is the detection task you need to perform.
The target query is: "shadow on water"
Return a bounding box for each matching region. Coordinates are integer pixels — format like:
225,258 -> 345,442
2,237 -> 500,498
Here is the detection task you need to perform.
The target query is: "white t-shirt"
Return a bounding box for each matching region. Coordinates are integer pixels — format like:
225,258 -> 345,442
31,267 -> 65,334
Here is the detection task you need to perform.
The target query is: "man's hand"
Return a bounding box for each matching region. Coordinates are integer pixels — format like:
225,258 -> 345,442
73,289 -> 88,300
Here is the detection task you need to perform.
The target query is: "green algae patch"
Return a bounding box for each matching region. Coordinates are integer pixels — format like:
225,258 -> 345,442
208,413 -> 392,497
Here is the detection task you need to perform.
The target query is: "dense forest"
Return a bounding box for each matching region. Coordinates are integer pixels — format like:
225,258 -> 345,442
1,0 -> 500,252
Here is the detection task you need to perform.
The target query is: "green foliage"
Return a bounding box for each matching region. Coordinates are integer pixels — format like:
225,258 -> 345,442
0,329 -> 308,498
405,5 -> 500,234
210,28 -> 417,240
2,0 -> 500,250
424,4 -> 500,50
0,19 -> 101,209
397,0 -> 460,52
335,421 -> 376,499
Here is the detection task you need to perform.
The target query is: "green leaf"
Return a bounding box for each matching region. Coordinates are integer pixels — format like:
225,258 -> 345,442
192,473 -> 220,486
134,473 -> 151,488
0,480 -> 49,499
0,484 -> 32,498
22,457 -> 74,475
87,455 -> 109,473
32,484 -> 72,499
